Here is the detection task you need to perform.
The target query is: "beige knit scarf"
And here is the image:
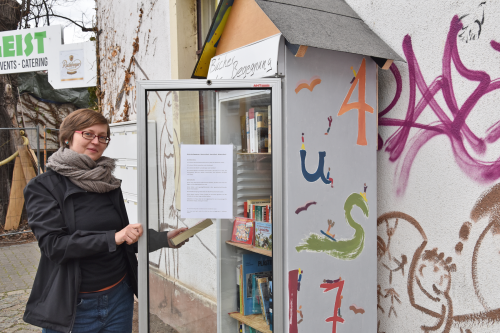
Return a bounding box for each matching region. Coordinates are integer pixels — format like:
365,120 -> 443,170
46,147 -> 121,193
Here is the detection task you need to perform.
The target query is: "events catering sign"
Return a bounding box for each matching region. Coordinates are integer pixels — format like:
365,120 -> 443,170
207,34 -> 281,80
0,26 -> 96,89
0,26 -> 62,74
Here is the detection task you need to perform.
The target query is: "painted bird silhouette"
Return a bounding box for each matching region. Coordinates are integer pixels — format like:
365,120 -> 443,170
295,201 -> 317,214
349,304 -> 365,314
296,193 -> 369,260
295,76 -> 322,93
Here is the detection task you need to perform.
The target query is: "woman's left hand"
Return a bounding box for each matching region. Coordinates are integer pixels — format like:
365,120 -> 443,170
167,227 -> 190,248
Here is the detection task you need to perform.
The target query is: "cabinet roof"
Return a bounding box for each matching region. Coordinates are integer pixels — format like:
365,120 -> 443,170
192,0 -> 403,78
255,0 -> 404,62
258,0 -> 360,19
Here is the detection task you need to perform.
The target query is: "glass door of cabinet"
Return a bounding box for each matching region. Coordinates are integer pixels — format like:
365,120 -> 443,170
136,79 -> 283,333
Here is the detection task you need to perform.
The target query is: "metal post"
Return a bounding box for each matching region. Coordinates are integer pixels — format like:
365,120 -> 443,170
36,126 -> 40,175
43,126 -> 47,172
0,127 -> 38,130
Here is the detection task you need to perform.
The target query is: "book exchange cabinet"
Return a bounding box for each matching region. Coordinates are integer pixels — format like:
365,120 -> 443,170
136,37 -> 378,333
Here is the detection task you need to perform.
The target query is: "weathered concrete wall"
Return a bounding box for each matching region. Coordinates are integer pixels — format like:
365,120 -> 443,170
149,268 -> 217,333
345,0 -> 500,331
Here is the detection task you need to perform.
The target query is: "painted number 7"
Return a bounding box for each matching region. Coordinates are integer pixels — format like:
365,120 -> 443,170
337,58 -> 374,146
320,280 -> 345,333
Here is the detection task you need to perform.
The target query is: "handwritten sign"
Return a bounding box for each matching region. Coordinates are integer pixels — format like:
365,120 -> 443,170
207,34 -> 281,80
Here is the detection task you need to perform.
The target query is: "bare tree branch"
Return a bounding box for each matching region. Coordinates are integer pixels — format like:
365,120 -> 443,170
43,0 -> 49,26
25,13 -> 96,31
18,0 -> 25,28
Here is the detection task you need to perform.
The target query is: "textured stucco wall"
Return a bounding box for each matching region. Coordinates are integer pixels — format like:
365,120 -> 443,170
345,0 -> 500,331
97,0 -> 171,122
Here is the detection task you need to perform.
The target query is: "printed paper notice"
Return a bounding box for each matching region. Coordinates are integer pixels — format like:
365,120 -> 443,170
181,145 -> 233,219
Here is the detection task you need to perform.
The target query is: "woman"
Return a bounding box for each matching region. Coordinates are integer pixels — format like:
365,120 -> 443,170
23,109 -> 188,333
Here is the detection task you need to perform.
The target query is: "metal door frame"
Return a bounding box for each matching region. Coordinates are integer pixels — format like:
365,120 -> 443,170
137,78 -> 283,333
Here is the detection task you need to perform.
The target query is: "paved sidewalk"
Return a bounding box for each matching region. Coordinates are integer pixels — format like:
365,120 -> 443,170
0,289 -> 39,332
0,242 -> 39,293
0,242 -> 41,332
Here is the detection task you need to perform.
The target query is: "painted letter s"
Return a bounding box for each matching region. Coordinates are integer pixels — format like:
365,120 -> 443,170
24,33 -> 33,57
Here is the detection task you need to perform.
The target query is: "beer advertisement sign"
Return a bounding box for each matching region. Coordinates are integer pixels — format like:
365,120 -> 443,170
60,49 -> 84,82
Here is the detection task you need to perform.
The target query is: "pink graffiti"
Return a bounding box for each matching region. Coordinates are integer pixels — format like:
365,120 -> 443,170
379,15 -> 500,196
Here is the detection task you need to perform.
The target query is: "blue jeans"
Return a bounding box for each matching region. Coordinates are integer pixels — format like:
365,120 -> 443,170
42,278 -> 134,333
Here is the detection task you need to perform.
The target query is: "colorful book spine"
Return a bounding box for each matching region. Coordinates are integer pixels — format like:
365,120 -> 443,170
255,205 -> 263,222
256,110 -> 268,153
268,105 -> 271,153
249,108 -> 255,153
258,277 -> 270,324
251,274 -> 262,315
257,277 -> 268,322
240,264 -> 244,315
270,196 -> 272,223
246,111 -> 250,154
237,266 -> 241,312
269,280 -> 273,331
254,113 -> 258,154
241,115 -> 247,152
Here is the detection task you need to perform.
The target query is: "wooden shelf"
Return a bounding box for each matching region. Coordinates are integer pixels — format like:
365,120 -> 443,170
228,312 -> 271,333
226,241 -> 272,257
237,151 -> 271,155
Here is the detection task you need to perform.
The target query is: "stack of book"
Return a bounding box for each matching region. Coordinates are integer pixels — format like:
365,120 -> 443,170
244,198 -> 272,223
236,253 -> 273,331
231,213 -> 272,252
230,217 -> 273,331
240,106 -> 271,153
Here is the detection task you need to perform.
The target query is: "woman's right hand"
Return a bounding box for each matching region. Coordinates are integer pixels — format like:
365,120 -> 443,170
115,223 -> 144,245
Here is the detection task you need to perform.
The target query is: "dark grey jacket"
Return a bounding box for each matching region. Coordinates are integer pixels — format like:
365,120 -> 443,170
22,169 -> 169,332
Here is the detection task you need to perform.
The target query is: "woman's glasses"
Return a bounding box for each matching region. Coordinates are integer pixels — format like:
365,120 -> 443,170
74,131 -> 111,144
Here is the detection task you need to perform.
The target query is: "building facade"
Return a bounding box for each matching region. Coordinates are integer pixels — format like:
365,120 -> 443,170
97,0 -> 500,331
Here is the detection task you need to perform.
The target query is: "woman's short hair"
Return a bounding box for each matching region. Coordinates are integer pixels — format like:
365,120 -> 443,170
59,109 -> 110,147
